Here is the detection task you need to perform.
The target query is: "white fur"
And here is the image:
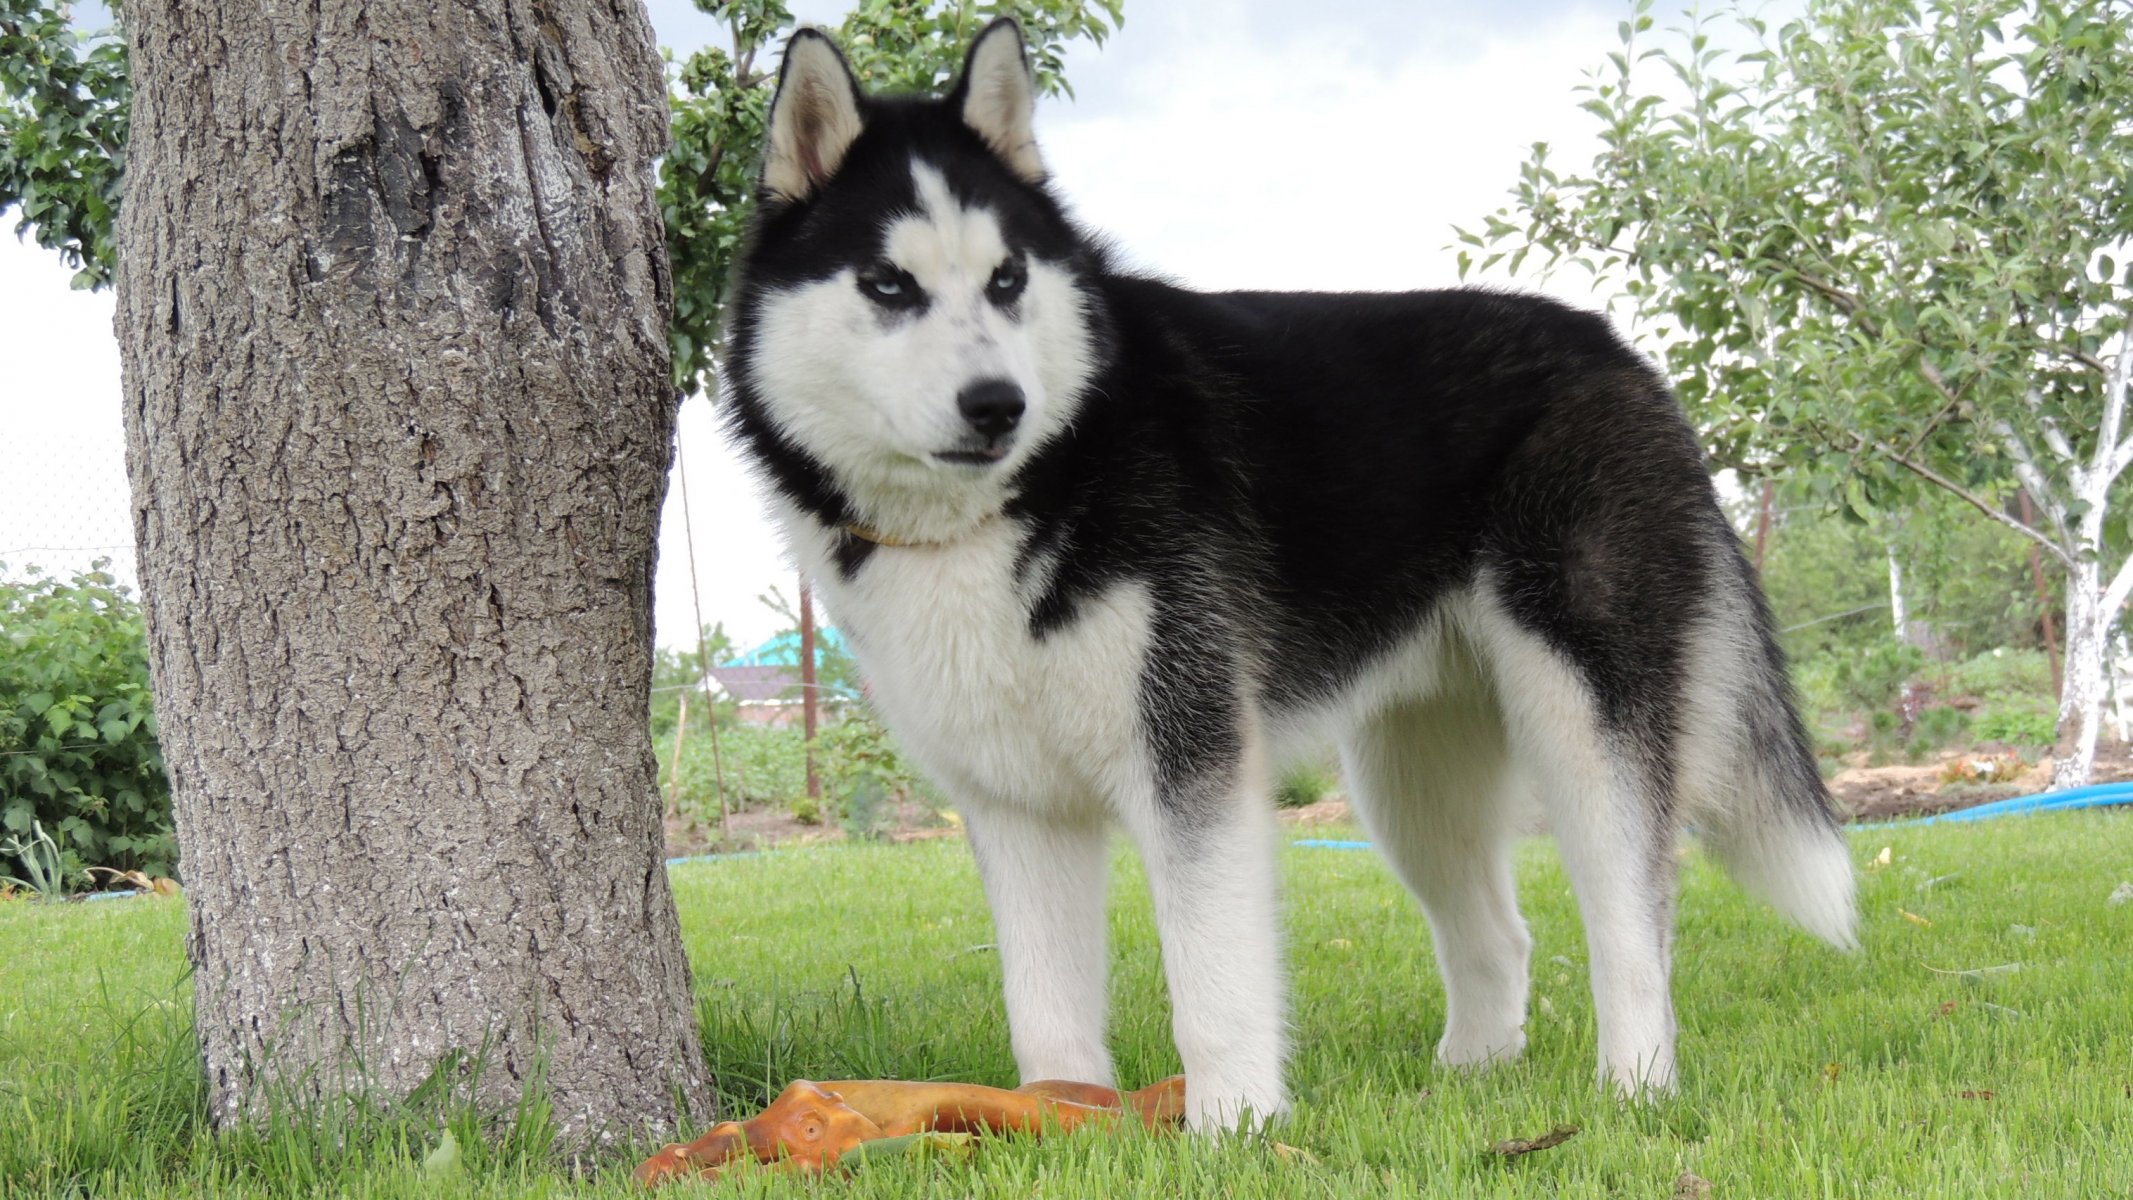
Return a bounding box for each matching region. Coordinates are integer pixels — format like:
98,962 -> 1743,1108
1459,584 -> 1679,1096
1673,595 -> 1860,950
1337,617 -> 1535,1071
747,162 -> 1094,544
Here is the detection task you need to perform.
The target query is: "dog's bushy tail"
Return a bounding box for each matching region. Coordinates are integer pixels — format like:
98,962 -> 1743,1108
1680,558 -> 1859,951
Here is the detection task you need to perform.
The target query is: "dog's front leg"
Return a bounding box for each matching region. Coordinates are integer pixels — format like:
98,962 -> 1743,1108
964,805 -> 1117,1087
1121,752 -> 1289,1132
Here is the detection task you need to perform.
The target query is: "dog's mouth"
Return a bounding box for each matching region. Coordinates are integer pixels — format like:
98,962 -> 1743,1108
934,440 -> 1013,466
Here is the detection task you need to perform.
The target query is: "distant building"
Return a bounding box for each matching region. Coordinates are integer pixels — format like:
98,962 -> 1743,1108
706,629 -> 857,728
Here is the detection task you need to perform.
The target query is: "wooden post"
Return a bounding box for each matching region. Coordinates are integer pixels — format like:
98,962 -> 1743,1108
665,691 -> 689,819
800,574 -> 821,802
1752,478 -> 1776,573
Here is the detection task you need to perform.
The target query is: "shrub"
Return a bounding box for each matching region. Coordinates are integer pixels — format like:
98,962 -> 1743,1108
1973,694 -> 2057,748
658,708 -> 929,828
0,562 -> 175,884
663,722 -> 808,816
1276,754 -> 1341,809
1943,648 -> 2054,699
817,711 -> 925,810
1830,641 -> 1927,713
1905,705 -> 1973,761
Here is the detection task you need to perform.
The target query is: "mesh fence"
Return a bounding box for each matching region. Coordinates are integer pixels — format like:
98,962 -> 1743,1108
0,417 -> 138,594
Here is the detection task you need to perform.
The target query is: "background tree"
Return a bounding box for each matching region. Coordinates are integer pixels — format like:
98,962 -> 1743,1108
1464,0 -> 2133,786
0,0 -> 125,287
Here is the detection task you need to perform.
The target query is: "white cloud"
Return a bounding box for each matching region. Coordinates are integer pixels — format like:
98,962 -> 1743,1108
1036,7 -> 1618,298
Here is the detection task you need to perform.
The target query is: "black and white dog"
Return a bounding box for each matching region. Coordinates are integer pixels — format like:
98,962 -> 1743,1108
721,19 -> 1856,1130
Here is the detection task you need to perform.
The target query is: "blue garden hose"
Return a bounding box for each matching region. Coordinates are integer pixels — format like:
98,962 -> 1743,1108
1294,780 -> 2133,849
1852,779 -> 2133,828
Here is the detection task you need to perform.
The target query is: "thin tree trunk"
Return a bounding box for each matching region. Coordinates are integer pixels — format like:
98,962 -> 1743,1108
115,0 -> 709,1144
1885,542 -> 1910,645
1752,478 -> 1775,573
2111,633 -> 2133,744
2052,559 -> 2109,790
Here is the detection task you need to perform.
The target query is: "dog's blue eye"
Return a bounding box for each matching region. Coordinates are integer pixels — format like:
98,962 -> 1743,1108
858,268 -> 922,307
988,259 -> 1027,302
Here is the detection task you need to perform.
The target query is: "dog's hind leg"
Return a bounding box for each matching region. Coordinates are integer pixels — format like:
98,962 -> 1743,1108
1341,677 -> 1531,1071
1466,596 -> 1681,1097
964,805 -> 1117,1087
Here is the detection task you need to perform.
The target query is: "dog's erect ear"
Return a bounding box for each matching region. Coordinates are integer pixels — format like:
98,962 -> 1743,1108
763,29 -> 866,204
951,18 -> 1044,183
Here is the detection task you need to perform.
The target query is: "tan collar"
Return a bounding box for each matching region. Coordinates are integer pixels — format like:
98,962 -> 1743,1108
839,514 -> 998,549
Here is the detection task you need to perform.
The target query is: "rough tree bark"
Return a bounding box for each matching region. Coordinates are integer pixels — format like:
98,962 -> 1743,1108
114,0 -> 710,1145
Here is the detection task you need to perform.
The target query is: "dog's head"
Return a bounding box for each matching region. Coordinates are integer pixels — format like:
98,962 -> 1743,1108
727,20 -> 1102,538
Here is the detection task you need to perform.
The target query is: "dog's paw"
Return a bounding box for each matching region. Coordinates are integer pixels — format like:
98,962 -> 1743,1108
1182,1079 -> 1289,1135
1600,1049 -> 1677,1101
1435,1024 -> 1526,1071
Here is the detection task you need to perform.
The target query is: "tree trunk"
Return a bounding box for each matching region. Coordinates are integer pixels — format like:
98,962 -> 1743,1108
114,0 -> 709,1146
1885,541 -> 1911,645
2052,558 -> 2109,790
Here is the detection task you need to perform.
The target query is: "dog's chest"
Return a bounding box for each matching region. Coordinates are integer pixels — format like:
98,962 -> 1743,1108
807,524 -> 1154,814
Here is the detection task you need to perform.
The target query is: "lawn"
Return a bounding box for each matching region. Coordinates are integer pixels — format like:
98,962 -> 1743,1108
3,814 -> 2129,1198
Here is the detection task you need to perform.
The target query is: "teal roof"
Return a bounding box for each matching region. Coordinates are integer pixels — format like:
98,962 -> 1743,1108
723,628 -> 847,668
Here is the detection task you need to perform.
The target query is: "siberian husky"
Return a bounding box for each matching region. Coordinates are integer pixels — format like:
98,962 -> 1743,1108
719,19 -> 1857,1130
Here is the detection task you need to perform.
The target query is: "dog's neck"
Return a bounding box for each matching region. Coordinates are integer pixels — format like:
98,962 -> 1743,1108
831,465 -> 1016,548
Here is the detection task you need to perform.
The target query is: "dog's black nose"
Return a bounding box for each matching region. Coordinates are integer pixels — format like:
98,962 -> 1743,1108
956,379 -> 1025,438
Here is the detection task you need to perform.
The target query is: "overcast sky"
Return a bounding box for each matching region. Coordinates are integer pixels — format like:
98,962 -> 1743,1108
1,0 -> 1640,650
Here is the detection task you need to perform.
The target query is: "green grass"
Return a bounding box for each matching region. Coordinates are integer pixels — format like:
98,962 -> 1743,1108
3,815 -> 2131,1197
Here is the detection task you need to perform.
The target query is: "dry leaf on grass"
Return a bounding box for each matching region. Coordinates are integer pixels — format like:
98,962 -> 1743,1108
1270,1142 -> 1320,1166
1489,1124 -> 1578,1157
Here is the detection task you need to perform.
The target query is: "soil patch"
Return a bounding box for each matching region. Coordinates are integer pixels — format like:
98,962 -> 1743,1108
1830,742 -> 2133,822
664,796 -> 958,858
